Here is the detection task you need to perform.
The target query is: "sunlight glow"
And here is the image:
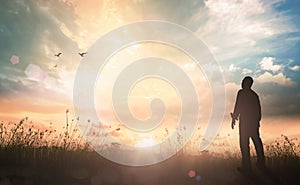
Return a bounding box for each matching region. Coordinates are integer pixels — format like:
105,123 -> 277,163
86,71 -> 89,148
134,137 -> 157,147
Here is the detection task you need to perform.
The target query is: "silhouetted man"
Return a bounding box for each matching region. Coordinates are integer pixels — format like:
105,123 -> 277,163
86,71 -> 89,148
231,76 -> 265,173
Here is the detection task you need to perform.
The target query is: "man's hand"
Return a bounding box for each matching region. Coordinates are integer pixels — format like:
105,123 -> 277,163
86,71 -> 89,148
230,113 -> 236,129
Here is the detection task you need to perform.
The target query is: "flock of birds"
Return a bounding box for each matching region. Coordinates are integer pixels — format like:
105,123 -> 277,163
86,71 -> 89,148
54,52 -> 88,58
53,52 -> 88,68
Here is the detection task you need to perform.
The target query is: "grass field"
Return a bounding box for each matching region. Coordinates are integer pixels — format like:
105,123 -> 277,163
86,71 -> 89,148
0,117 -> 299,185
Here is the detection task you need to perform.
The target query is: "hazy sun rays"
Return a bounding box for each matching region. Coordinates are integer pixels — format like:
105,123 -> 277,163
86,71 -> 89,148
93,42 -> 212,147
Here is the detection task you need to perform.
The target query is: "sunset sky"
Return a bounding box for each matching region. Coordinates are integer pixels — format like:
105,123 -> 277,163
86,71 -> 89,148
0,0 -> 300,149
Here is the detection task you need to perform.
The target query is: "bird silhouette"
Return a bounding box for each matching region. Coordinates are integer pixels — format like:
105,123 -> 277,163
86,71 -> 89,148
54,52 -> 62,57
79,52 -> 87,57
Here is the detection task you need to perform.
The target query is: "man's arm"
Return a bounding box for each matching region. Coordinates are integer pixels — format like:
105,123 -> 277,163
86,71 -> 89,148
230,113 -> 236,129
232,90 -> 241,119
231,90 -> 241,129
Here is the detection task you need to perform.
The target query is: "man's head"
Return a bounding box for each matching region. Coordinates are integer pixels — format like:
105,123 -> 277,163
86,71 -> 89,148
242,76 -> 254,89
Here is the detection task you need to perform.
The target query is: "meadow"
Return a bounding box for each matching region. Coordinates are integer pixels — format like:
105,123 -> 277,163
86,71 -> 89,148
0,116 -> 299,185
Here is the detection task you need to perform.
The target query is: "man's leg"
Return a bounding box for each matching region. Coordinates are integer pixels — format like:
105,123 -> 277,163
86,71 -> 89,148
239,126 -> 251,171
251,127 -> 265,169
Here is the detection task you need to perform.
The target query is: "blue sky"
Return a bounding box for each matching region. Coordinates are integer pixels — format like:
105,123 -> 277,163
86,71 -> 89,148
0,0 -> 299,126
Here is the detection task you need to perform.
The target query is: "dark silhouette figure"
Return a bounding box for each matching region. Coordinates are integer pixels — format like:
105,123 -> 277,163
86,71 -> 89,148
54,52 -> 62,57
231,76 -> 265,173
78,52 -> 87,57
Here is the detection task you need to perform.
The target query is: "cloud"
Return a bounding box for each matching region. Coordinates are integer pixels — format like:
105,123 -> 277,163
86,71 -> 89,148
204,0 -> 295,35
229,64 -> 240,72
204,0 -> 265,37
202,63 -> 222,72
194,0 -> 298,62
0,0 -> 82,89
259,57 -> 282,72
290,65 -> 300,71
259,92 -> 300,117
0,0 -> 81,69
0,76 -> 29,97
203,0 -> 297,37
242,68 -> 252,74
256,72 -> 296,87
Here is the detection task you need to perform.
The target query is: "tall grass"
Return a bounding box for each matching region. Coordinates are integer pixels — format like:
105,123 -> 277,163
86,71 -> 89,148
0,115 -> 91,168
0,115 -> 299,169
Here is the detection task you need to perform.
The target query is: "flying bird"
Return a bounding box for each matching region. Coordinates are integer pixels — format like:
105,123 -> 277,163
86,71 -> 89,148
79,52 -> 87,57
54,52 -> 62,57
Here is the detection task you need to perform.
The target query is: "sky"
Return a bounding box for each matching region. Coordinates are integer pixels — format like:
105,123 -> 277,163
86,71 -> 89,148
0,0 -> 300,148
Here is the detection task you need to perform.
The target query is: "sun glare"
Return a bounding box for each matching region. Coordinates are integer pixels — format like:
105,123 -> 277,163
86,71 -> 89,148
134,137 -> 157,147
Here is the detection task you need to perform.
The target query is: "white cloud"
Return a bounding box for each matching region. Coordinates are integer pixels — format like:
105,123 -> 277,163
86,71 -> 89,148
290,65 -> 300,71
202,63 -> 222,72
195,0 -> 297,62
204,0 -> 267,36
203,0 -> 296,37
259,57 -> 282,72
242,68 -> 252,74
256,72 -> 296,87
229,64 -> 240,72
